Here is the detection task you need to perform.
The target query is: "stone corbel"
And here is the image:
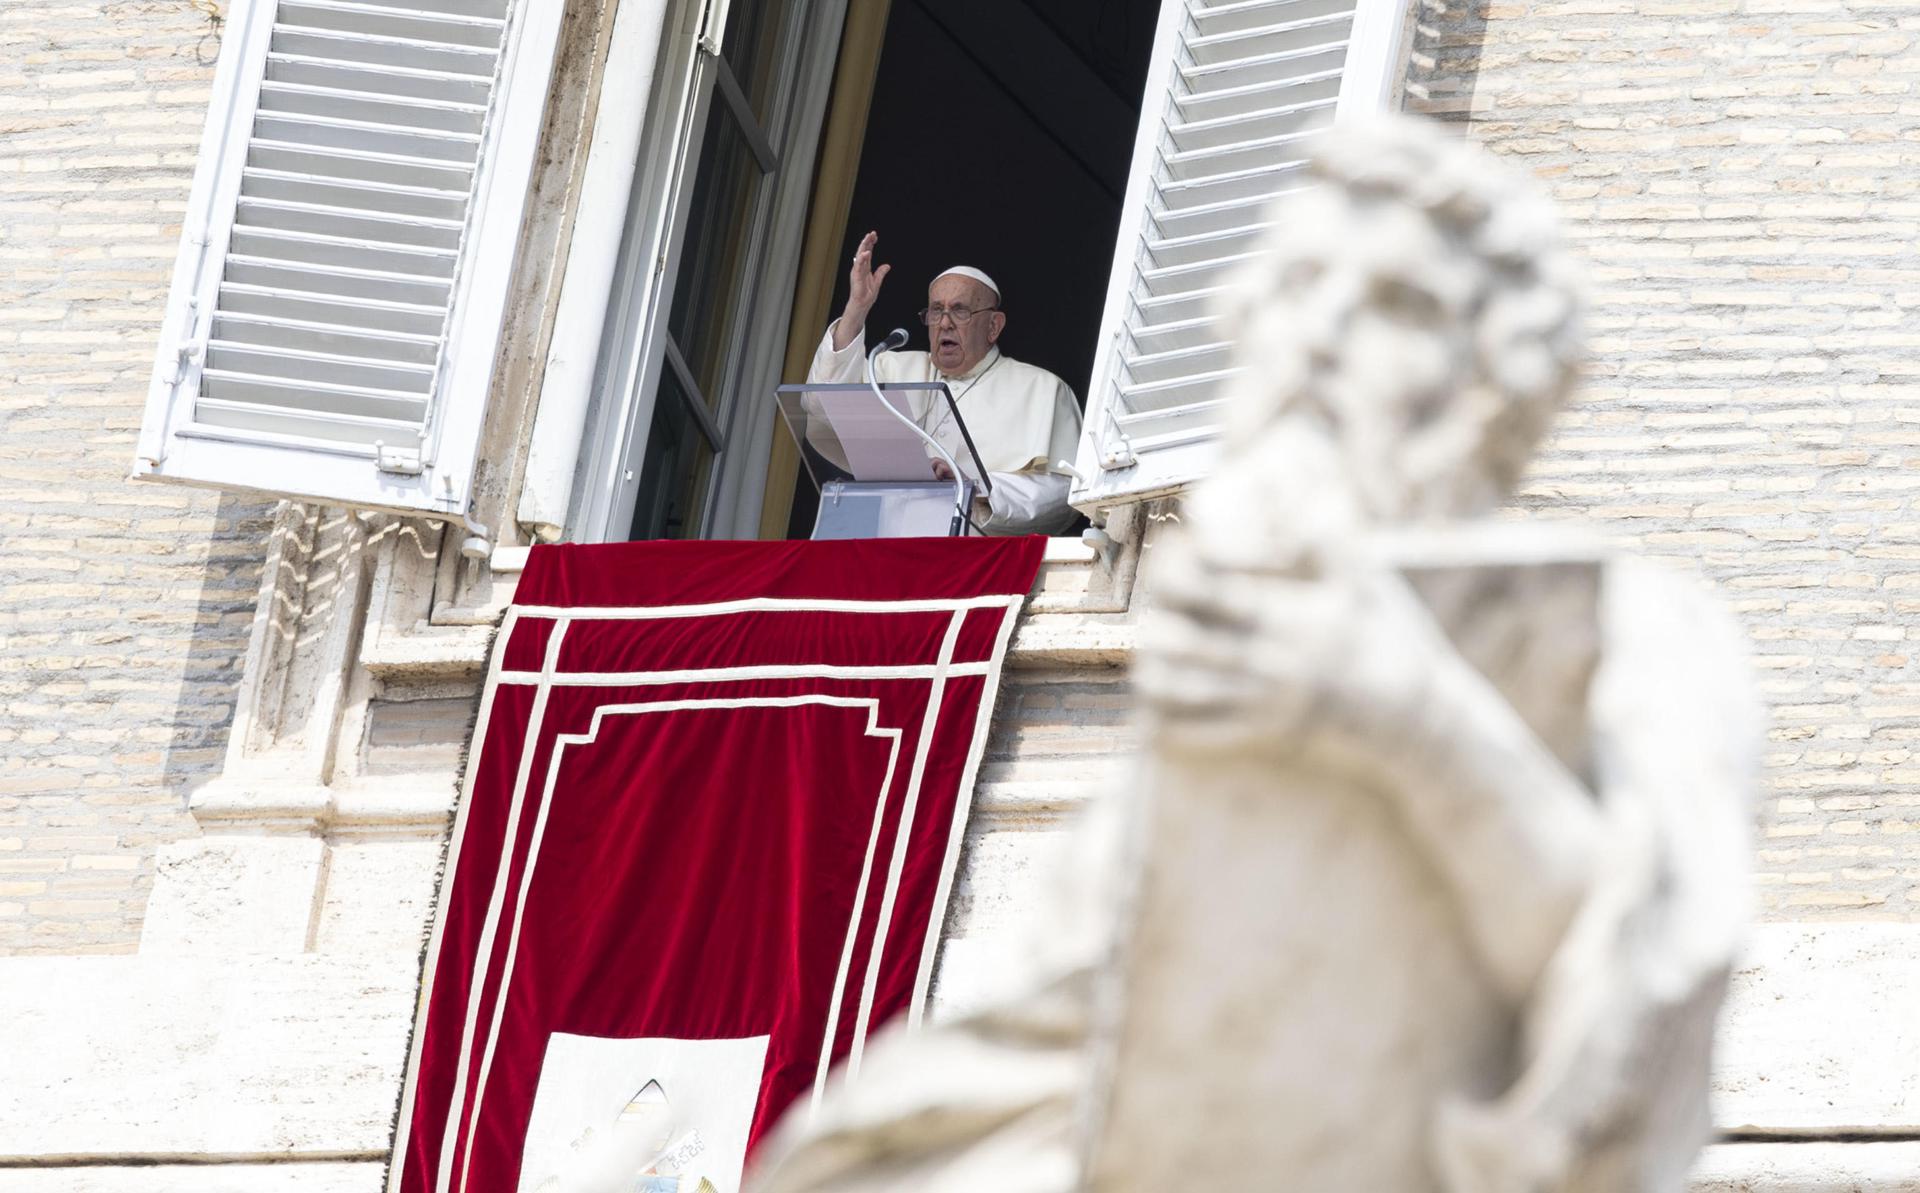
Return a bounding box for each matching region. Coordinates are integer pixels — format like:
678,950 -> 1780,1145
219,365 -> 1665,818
1023,502 -> 1152,617
188,503 -> 384,834
188,504 -> 463,833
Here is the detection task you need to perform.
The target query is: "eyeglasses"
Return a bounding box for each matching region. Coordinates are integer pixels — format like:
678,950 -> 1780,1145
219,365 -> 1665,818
918,306 -> 998,326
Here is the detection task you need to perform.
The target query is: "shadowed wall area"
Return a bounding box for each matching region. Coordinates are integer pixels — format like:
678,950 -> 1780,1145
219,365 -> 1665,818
0,1 -> 276,954
827,0 -> 1161,402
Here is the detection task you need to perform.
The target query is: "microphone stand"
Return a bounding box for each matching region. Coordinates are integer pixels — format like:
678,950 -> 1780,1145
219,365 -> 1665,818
865,331 -> 970,537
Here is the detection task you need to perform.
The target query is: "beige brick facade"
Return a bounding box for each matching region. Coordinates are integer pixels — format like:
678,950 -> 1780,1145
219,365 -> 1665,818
6,5 -> 1920,1186
12,0 -> 1920,956
1409,0 -> 1920,919
0,1 -> 272,955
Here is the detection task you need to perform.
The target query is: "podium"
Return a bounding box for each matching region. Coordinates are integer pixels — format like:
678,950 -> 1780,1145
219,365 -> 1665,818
774,382 -> 990,540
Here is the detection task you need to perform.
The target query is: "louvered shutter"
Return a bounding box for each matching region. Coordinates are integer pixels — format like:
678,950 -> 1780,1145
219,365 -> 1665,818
1068,0 -> 1412,511
133,0 -> 565,519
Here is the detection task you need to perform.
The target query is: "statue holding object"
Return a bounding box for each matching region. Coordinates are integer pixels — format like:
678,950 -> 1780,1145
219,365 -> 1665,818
748,116 -> 1760,1193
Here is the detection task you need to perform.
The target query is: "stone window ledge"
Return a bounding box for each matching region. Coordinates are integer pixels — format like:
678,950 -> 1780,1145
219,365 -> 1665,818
366,533 -> 1144,684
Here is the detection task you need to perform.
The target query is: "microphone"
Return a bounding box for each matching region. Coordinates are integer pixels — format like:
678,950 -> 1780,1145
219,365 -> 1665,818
879,327 -> 909,351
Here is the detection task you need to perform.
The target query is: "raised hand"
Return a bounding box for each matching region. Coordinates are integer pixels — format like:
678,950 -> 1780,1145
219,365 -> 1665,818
833,231 -> 890,350
848,230 -> 890,310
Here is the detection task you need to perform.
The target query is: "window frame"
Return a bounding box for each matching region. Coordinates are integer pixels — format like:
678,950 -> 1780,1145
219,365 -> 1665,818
569,0 -> 844,544
636,28 -> 786,540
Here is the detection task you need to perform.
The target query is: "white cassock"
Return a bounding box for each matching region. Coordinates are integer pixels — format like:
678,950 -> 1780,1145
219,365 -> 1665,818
808,320 -> 1083,535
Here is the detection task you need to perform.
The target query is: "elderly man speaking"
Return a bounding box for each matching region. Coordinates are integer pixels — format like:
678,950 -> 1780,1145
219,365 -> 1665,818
807,231 -> 1083,535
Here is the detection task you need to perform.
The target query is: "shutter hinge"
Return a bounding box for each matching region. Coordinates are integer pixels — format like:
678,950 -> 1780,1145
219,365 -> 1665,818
374,442 -> 425,475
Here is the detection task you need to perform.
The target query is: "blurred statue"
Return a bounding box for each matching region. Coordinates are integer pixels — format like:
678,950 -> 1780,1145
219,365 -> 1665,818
747,116 -> 1758,1193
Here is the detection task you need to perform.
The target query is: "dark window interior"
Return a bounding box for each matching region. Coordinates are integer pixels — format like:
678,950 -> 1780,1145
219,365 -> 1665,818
789,0 -> 1160,536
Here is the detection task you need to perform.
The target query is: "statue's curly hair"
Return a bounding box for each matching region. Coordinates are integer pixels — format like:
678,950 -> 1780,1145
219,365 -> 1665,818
1211,115 -> 1585,511
1308,117 -> 1586,438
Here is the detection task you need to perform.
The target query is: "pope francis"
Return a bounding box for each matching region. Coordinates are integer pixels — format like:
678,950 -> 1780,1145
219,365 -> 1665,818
807,231 -> 1083,535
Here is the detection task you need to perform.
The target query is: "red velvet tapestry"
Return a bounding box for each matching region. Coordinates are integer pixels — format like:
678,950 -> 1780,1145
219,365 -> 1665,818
390,537 -> 1045,1193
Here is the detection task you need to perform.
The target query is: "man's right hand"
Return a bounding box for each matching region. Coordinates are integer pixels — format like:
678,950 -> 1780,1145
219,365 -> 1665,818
832,231 -> 890,351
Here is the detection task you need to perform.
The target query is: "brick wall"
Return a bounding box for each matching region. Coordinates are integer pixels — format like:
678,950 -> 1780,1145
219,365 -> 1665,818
18,0 -> 1920,952
1410,0 -> 1920,918
0,0 -> 272,954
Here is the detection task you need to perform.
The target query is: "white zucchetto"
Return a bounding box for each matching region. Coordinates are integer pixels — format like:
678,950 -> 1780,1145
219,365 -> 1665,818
933,266 -> 1000,302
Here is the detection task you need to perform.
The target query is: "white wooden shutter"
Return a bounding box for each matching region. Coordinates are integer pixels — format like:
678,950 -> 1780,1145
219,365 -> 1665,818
1069,0 -> 1413,511
133,0 -> 565,519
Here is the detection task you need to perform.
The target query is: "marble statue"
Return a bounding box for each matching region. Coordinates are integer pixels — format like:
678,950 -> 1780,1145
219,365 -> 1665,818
746,116 -> 1759,1193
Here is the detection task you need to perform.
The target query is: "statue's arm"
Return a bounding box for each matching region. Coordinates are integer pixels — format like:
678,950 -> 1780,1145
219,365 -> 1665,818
1141,557 -> 1602,1004
1358,606 -> 1604,1004
1431,562 -> 1758,1193
1306,561 -> 1753,1020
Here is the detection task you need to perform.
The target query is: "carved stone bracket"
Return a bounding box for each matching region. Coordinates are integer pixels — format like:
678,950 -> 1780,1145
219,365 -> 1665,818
188,502 -> 461,835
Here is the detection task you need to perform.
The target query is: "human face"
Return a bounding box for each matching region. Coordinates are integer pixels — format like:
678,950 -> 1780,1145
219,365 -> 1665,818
925,275 -> 1003,375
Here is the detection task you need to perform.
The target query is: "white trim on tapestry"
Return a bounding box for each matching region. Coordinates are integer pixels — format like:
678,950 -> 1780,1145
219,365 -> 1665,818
843,609 -> 964,1081
459,694 -> 905,1193
492,661 -> 994,687
508,593 -> 1023,619
387,604 -> 524,1193
908,594 -> 1027,1026
813,708 -> 907,1116
404,590 -> 1027,1192
439,615 -> 574,1193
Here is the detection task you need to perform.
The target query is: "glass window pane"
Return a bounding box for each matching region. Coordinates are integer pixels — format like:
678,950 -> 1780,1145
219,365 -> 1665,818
720,0 -> 790,125
630,369 -> 715,541
667,98 -> 764,413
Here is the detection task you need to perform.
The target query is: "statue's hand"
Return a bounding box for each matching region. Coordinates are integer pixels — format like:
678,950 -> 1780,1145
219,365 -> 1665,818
1137,541 -> 1450,770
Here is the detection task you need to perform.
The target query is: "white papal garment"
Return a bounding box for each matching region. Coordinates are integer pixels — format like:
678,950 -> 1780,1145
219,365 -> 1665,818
808,321 -> 1083,535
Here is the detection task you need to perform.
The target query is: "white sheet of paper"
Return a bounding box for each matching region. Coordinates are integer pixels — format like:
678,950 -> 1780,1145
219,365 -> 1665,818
517,1033 -> 771,1193
809,390 -> 938,481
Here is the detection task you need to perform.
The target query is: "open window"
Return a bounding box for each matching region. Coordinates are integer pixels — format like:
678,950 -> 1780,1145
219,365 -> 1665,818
775,0 -> 1164,539
540,0 -> 1411,545
558,0 -> 1164,543
132,0 -> 565,520
137,0 -> 1415,546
